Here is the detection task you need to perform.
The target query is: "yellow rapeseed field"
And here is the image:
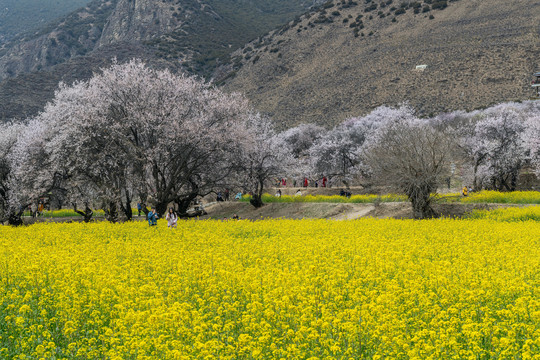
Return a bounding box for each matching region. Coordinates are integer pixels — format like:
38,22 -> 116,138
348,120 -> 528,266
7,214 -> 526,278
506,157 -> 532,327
2,218 -> 540,359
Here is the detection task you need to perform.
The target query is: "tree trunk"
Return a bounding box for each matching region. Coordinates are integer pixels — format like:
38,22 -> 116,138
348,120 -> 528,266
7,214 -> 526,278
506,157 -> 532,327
7,211 -> 24,226
73,202 -> 93,223
176,193 -> 200,218
407,186 -> 437,219
119,192 -> 132,221
103,201 -> 118,223
155,202 -> 168,219
250,179 -> 265,208
510,170 -> 518,191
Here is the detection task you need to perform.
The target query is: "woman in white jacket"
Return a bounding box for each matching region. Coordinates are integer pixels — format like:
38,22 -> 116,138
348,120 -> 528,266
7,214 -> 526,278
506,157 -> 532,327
166,208 -> 178,228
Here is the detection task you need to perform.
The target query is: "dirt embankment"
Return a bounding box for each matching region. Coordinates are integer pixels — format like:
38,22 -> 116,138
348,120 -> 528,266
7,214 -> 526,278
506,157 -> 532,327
202,201 -> 523,221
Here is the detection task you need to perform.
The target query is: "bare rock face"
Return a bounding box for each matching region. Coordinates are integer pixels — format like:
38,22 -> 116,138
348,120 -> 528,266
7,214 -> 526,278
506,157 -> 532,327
0,0 -> 117,81
98,0 -> 183,45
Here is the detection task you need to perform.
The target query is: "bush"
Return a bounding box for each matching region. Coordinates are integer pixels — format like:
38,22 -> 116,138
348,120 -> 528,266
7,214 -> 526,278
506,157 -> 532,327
431,1 -> 447,9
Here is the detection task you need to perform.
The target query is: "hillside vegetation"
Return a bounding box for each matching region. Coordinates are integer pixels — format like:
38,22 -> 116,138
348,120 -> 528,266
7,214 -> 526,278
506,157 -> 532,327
0,0 -> 90,44
223,0 -> 540,127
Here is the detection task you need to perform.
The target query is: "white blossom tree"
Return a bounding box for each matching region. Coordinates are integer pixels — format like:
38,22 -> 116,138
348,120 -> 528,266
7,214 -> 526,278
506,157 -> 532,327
309,105 -> 413,187
232,114 -> 292,208
469,107 -> 527,191
280,123 -> 325,158
0,123 -> 25,225
41,59 -> 253,219
523,115 -> 540,178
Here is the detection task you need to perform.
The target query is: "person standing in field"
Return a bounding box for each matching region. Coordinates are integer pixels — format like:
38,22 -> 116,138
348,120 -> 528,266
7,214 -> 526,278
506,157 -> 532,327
462,186 -> 468,197
137,202 -> 142,217
166,208 -> 178,228
148,208 -> 158,226
37,201 -> 44,216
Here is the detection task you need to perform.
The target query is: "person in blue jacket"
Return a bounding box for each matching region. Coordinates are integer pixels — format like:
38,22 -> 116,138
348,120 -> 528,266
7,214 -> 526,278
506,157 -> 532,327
148,208 -> 158,226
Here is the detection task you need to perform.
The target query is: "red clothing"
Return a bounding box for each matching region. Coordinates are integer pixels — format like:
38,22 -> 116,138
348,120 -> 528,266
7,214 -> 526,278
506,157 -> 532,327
322,177 -> 327,187
303,178 -> 308,187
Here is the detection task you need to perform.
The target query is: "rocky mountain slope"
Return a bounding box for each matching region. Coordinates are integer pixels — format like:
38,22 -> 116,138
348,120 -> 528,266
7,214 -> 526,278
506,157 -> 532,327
223,0 -> 540,127
0,0 -> 90,45
0,0 -> 318,120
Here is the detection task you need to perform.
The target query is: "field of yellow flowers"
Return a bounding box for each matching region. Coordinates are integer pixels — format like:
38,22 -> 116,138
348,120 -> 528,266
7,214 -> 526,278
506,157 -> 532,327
2,217 -> 540,359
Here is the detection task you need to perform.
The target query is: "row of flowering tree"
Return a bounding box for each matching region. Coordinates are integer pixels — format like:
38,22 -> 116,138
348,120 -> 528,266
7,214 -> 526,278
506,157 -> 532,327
1,59 -> 539,223
281,102 -> 540,218
0,60 -> 291,225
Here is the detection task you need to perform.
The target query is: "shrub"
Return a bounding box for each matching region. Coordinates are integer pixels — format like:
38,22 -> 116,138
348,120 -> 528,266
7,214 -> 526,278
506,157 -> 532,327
431,1 -> 447,9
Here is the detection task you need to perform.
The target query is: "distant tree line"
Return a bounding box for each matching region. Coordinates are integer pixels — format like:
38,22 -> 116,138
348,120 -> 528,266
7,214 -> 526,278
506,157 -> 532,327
1,60 -> 539,224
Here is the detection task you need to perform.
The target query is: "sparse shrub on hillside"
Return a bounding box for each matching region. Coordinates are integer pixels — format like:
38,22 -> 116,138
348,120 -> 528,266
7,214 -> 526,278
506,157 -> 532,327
431,1 -> 448,9
365,3 -> 378,12
395,8 -> 406,15
323,1 -> 335,9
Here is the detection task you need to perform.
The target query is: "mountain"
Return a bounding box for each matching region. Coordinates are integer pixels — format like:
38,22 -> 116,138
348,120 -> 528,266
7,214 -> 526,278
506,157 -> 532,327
0,0 -> 90,45
0,0 -> 319,120
222,0 -> 540,128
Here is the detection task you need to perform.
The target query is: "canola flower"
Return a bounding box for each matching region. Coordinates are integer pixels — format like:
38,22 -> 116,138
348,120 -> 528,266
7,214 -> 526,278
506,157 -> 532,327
2,218 -> 540,359
459,191 -> 540,204
242,191 -> 540,205
468,205 -> 540,222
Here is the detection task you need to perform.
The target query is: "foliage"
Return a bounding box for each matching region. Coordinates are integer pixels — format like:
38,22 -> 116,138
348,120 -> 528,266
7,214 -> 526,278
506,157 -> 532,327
2,218 -> 540,358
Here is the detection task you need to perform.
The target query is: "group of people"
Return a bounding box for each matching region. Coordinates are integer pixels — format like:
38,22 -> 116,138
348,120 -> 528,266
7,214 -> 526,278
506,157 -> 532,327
340,189 -> 352,198
275,176 -> 328,188
147,207 -> 178,228
216,189 -> 231,202
27,201 -> 45,218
